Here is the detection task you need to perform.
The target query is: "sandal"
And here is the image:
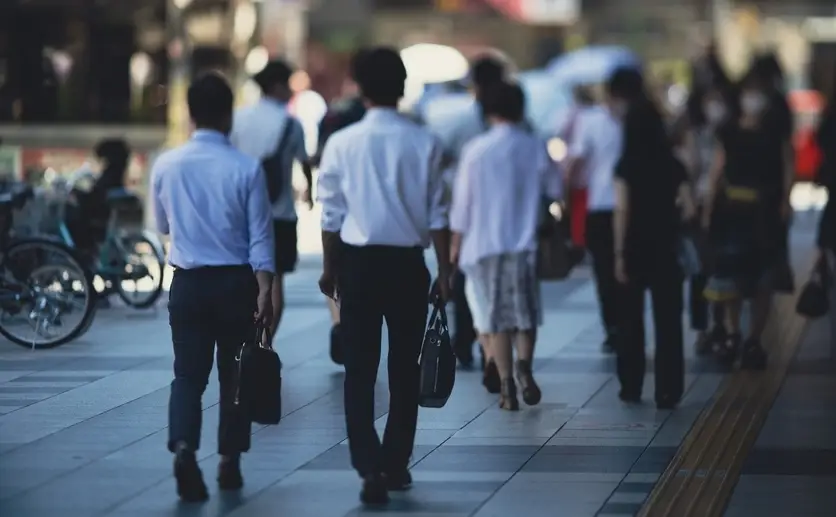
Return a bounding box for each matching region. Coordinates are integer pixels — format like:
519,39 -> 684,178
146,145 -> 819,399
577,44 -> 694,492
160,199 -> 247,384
483,359 -> 501,394
499,378 -> 519,411
515,359 -> 542,406
715,333 -> 740,365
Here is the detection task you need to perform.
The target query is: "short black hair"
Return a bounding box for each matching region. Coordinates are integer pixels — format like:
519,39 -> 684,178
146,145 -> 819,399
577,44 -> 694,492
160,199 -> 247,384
471,56 -> 505,88
187,71 -> 234,128
94,138 -> 130,161
607,67 -> 645,101
751,52 -> 784,84
353,46 -> 407,106
253,60 -> 293,93
480,80 -> 525,122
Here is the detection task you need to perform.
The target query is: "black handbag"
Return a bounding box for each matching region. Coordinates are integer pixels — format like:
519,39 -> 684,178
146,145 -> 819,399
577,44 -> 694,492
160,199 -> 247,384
537,201 -> 574,281
235,323 -> 282,425
796,258 -> 831,319
418,298 -> 456,408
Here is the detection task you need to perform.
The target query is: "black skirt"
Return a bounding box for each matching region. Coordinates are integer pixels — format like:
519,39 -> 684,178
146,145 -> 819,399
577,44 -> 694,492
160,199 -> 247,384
705,185 -> 782,300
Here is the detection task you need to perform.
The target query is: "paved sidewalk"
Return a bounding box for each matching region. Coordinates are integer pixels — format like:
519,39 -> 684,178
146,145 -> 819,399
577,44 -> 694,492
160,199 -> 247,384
723,313 -> 836,517
0,263 -> 725,517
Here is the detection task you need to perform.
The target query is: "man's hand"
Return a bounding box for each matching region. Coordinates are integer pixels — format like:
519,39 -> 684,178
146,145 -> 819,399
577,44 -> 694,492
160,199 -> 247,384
301,188 -> 314,210
319,269 -> 338,300
255,289 -> 273,329
615,256 -> 629,284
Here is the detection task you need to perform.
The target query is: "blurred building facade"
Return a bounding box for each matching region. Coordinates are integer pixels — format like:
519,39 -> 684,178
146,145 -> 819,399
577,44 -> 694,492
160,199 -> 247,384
1,0 -> 834,134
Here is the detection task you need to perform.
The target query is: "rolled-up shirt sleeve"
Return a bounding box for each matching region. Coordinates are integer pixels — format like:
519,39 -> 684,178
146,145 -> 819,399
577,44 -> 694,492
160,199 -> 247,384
428,140 -> 450,230
246,164 -> 276,273
449,145 -> 474,234
316,140 -> 346,233
151,161 -> 169,235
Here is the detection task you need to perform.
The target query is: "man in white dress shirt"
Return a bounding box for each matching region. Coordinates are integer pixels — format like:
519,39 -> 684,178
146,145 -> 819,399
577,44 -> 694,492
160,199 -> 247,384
565,93 -> 623,353
231,59 -> 313,345
316,47 -> 451,505
151,72 -> 275,502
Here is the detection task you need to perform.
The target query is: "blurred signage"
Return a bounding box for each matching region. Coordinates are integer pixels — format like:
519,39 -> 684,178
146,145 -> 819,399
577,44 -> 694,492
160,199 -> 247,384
484,0 -> 579,24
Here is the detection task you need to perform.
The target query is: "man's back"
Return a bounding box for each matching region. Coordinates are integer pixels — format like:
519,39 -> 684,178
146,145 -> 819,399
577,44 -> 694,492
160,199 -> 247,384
231,97 -> 307,221
152,130 -> 272,270
571,106 -> 622,206
318,108 -> 445,247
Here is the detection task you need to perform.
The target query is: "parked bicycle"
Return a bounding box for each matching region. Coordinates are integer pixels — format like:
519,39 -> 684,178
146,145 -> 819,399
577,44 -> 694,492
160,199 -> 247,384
51,174 -> 166,310
0,183 -> 97,349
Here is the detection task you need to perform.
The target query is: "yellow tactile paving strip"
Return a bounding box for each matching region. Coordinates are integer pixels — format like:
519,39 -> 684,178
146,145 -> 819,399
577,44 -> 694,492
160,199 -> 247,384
639,266 -> 813,517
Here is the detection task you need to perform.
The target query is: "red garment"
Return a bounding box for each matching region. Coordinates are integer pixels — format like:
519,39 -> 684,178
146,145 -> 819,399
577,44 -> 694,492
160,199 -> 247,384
569,187 -> 588,248
795,128 -> 822,182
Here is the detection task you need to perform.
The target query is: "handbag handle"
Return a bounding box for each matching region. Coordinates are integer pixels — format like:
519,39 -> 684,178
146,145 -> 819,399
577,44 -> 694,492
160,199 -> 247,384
428,298 -> 449,332
253,321 -> 273,350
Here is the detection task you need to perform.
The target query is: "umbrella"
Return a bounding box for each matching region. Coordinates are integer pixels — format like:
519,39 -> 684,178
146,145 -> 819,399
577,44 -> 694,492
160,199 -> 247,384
547,46 -> 641,85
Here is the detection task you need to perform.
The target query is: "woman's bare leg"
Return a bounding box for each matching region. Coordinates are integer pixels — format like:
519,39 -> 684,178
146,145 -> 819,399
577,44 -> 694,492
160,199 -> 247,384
514,329 -> 535,362
491,331 -> 518,410
479,334 -> 492,361
514,329 -> 542,405
724,299 -> 743,336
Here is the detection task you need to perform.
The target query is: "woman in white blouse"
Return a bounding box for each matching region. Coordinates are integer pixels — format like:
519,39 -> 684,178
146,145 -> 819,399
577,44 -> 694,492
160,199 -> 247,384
450,80 -> 562,411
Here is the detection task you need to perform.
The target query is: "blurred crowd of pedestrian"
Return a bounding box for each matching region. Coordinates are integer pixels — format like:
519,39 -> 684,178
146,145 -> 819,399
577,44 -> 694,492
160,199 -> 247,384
145,40 -> 835,507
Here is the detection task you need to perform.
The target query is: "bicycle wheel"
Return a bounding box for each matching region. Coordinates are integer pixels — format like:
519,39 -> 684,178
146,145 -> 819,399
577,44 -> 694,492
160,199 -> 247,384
0,239 -> 97,349
115,233 -> 165,309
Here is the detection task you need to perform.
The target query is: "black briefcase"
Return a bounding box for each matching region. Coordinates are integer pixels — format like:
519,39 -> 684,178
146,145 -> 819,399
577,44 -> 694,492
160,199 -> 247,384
418,298 -> 456,408
235,324 -> 282,425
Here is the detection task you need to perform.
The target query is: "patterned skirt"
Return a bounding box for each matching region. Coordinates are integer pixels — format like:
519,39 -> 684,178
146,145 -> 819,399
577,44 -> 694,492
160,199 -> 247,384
463,251 -> 542,334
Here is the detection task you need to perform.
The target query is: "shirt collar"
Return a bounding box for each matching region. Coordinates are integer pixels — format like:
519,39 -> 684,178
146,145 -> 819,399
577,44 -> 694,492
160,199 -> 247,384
489,122 -> 516,134
191,129 -> 230,145
364,107 -> 400,123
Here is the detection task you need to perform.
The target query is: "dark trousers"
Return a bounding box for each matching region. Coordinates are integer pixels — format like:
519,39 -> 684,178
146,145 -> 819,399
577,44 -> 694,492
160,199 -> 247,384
339,244 -> 430,477
167,265 -> 256,455
452,270 -> 477,359
689,273 -> 725,331
617,263 -> 684,401
586,211 -> 619,336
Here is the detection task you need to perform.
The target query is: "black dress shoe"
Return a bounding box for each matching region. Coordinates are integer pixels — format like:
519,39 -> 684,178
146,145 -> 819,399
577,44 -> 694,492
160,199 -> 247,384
174,449 -> 208,503
217,458 -> 244,491
618,389 -> 641,404
360,474 -> 389,505
655,395 -> 681,410
385,469 -> 413,491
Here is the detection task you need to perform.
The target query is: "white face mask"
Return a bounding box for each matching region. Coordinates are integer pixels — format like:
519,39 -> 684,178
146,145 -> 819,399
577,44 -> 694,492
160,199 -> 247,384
741,92 -> 767,115
704,101 -> 726,124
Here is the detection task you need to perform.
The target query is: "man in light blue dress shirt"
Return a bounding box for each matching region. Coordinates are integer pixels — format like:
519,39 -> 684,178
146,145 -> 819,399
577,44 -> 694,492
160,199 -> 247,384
151,72 -> 275,502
